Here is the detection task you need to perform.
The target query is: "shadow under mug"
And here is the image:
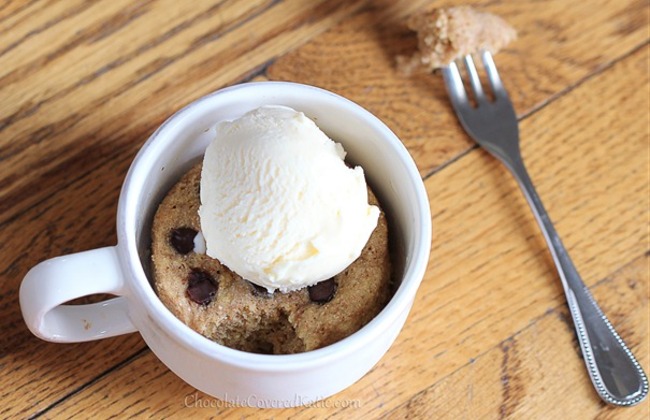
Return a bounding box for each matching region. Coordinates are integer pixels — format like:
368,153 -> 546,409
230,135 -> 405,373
20,82 -> 432,407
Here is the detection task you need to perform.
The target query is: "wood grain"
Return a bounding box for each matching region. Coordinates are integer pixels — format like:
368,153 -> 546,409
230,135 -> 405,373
0,0 -> 370,225
1,0 -> 648,417
267,0 -> 649,176
38,45 -> 649,418
381,256 -> 649,420
0,153 -> 146,418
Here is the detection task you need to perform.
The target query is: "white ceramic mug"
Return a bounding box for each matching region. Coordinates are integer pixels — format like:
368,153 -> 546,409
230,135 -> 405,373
20,82 -> 431,407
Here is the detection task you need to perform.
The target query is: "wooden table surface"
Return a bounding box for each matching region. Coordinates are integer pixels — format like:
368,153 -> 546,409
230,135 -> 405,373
1,0 -> 648,418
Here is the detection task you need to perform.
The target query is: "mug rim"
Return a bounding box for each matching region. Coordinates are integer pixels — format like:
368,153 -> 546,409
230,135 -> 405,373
117,81 -> 431,370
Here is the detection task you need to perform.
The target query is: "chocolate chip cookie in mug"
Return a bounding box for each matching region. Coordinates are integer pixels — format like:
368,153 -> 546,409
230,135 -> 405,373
151,107 -> 393,354
20,82 -> 431,406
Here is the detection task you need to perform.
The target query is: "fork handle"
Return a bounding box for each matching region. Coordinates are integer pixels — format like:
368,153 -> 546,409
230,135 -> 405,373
502,154 -> 649,406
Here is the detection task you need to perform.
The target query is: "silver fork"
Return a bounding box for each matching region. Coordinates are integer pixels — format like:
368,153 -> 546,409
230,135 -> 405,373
442,50 -> 648,406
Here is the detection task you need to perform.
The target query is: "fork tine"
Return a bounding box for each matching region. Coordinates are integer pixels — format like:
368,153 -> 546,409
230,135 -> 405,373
463,55 -> 487,104
481,50 -> 506,99
441,61 -> 469,108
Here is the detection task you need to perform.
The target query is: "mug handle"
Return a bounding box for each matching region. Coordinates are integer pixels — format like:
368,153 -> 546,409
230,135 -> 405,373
19,246 -> 137,342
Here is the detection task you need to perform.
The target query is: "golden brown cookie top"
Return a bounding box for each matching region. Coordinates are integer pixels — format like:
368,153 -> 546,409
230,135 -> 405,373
151,163 -> 392,354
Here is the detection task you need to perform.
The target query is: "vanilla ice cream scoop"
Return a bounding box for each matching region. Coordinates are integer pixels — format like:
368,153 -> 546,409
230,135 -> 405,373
199,105 -> 379,292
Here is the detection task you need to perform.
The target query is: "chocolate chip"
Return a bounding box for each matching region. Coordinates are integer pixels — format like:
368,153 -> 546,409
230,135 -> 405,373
308,278 -> 337,304
170,227 -> 197,254
256,341 -> 274,355
247,280 -> 273,298
186,269 -> 218,305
